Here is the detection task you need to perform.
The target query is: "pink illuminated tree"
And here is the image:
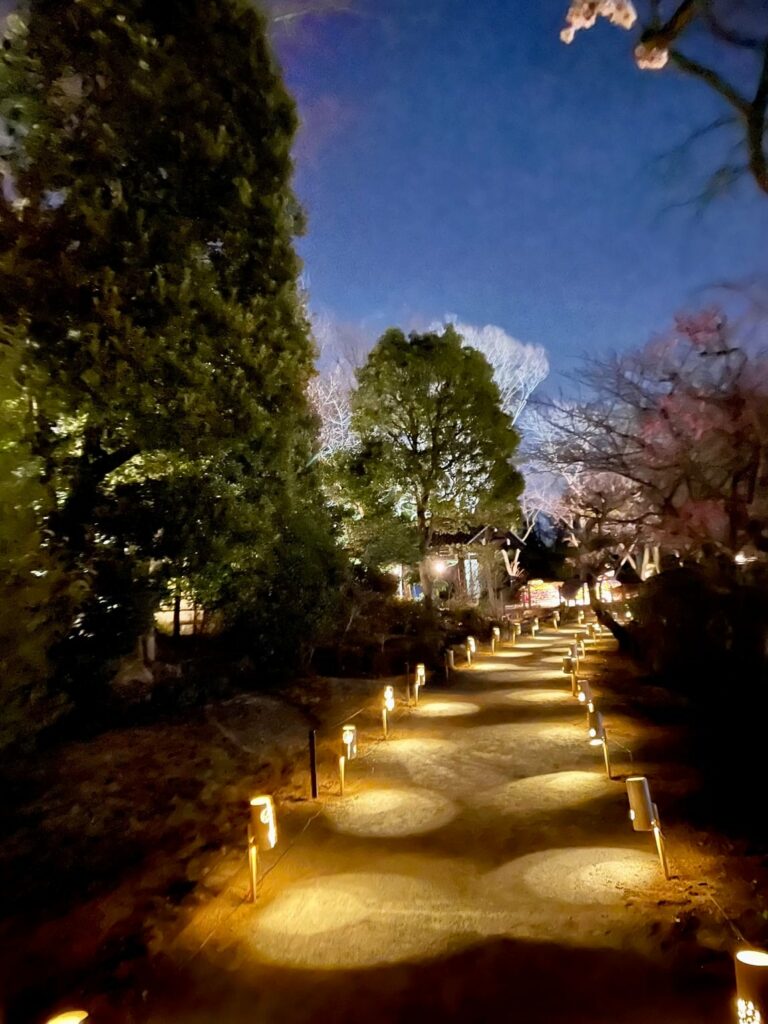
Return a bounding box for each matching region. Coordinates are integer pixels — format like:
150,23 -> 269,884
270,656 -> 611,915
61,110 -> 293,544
539,308 -> 768,560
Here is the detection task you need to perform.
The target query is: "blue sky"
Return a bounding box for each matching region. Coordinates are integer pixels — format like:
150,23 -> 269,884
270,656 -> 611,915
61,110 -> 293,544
275,0 -> 767,374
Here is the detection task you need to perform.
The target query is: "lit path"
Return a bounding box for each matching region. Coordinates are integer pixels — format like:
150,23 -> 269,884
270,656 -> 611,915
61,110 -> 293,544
157,627 -> 729,1023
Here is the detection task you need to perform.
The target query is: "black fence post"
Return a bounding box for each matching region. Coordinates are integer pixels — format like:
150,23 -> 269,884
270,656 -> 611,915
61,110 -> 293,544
309,728 -> 318,799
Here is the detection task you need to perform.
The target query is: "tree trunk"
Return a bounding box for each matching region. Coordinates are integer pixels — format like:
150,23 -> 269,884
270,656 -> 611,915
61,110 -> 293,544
173,585 -> 182,640
417,503 -> 433,607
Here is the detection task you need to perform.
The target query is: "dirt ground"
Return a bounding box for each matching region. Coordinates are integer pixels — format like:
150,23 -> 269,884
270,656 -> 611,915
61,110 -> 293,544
2,625 -> 764,1022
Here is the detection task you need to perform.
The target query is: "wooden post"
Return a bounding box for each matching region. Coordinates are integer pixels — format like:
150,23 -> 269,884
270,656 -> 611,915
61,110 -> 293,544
247,825 -> 259,902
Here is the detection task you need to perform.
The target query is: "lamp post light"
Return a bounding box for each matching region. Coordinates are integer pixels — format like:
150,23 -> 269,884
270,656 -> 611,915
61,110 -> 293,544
577,636 -> 586,658
625,776 -> 670,880
248,794 -> 278,902
511,621 -> 521,646
466,636 -> 476,665
339,723 -> 357,795
491,626 -> 501,654
531,616 -> 540,637
577,608 -> 585,625
587,708 -> 612,779
382,685 -> 395,738
552,609 -> 560,630
735,950 -> 768,1023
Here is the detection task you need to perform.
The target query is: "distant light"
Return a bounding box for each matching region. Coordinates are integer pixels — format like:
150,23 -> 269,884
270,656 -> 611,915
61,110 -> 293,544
415,663 -> 426,686
384,685 -> 395,712
433,559 -> 447,575
735,550 -> 757,565
466,636 -> 476,654
45,1012 -> 89,1024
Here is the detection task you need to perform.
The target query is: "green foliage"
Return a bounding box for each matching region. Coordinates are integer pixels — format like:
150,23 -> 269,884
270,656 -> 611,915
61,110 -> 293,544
347,326 -> 522,597
0,332 -> 76,743
0,0 -> 331,721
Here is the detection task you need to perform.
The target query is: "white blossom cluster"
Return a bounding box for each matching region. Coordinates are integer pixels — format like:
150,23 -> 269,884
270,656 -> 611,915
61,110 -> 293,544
560,0 -> 637,43
430,318 -> 549,425
634,40 -> 670,69
307,363 -> 356,460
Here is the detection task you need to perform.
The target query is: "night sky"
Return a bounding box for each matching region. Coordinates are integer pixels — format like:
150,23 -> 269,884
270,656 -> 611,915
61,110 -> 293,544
275,0 -> 768,372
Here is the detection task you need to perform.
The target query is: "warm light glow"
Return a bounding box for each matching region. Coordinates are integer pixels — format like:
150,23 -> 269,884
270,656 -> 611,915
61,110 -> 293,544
466,636 -> 476,653
589,737 -> 604,747
587,708 -> 604,741
505,688 -> 568,706
486,846 -> 659,907
737,998 -> 762,1024
476,770 -> 610,815
342,723 -> 358,760
250,794 -> 278,849
415,663 -> 426,685
324,787 -> 458,837
45,1015 -> 89,1024
737,951 -> 768,968
433,559 -> 447,575
415,700 -> 481,717
384,685 -> 395,712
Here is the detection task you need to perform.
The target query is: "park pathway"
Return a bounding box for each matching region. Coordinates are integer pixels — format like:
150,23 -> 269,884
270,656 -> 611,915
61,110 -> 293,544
155,623 -> 731,1023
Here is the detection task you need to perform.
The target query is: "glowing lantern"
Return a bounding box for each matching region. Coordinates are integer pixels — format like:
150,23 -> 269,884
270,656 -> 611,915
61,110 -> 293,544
465,636 -> 476,665
382,685 -> 395,739
587,709 -> 612,779
576,679 -> 593,710
415,663 -> 426,687
577,609 -> 585,624
491,625 -> 500,653
342,723 -> 358,760
45,1015 -> 89,1024
735,950 -> 768,1023
531,616 -> 540,636
247,794 -> 277,902
625,776 -> 670,879
250,795 -> 277,851
552,610 -> 560,630
587,708 -> 605,742
625,776 -> 655,831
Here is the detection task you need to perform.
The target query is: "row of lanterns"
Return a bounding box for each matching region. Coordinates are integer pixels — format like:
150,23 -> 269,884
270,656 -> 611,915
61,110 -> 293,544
45,615 -> 767,1024
561,625 -> 670,876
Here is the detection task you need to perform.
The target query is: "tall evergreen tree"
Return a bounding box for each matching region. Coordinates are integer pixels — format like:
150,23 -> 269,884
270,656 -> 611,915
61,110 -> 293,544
0,0 -> 331,706
349,326 -> 523,604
